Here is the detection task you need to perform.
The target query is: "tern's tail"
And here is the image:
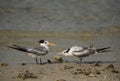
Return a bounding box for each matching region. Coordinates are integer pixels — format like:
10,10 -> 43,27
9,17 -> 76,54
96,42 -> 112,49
96,47 -> 111,53
8,44 -> 28,52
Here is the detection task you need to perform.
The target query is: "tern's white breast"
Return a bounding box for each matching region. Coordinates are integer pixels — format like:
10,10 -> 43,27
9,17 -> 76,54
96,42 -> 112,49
27,53 -> 37,58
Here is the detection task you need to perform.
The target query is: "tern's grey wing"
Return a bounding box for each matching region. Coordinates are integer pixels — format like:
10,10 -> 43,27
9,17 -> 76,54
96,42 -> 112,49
72,46 -> 87,53
72,47 -> 91,57
27,46 -> 48,56
73,50 -> 91,57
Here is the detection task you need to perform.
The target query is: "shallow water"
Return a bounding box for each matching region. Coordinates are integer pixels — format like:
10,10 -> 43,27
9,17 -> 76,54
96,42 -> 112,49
0,0 -> 120,31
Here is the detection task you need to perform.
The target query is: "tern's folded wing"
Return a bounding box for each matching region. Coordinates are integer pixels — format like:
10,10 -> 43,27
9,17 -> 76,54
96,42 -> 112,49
27,46 -> 48,56
72,46 -> 88,52
73,49 -> 90,57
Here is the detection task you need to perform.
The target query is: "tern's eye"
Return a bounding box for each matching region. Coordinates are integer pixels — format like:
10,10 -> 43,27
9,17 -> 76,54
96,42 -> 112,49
44,41 -> 48,44
64,51 -> 67,53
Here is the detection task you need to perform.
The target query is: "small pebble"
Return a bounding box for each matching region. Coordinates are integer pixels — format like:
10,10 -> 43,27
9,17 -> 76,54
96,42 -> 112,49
54,56 -> 63,63
64,65 -> 73,69
111,69 -> 119,74
89,74 -> 96,77
93,61 -> 101,66
17,70 -> 37,80
95,70 -> 101,74
106,64 -> 114,69
56,79 -> 66,81
21,63 -> 26,66
47,59 -> 52,63
0,63 -> 8,67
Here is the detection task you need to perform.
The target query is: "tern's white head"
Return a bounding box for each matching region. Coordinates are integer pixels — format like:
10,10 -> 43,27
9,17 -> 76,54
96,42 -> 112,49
38,40 -> 56,50
58,48 -> 73,56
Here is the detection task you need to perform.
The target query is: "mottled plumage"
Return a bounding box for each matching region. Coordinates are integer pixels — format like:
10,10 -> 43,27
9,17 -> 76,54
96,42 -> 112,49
58,45 -> 110,64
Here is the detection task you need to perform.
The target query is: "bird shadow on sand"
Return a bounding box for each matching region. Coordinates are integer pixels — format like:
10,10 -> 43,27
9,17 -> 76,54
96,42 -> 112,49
18,60 -> 120,66
50,60 -> 120,64
83,61 -> 120,64
67,60 -> 120,64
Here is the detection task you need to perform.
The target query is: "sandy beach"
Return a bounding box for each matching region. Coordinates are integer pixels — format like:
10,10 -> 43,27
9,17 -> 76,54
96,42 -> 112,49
0,61 -> 120,81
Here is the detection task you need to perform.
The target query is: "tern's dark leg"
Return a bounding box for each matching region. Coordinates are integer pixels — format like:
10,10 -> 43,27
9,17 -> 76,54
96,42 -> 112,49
35,58 -> 38,64
39,58 -> 42,64
79,58 -> 82,64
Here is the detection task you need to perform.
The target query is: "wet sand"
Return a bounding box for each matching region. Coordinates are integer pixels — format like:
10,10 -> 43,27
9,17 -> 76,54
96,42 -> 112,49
0,62 -> 120,81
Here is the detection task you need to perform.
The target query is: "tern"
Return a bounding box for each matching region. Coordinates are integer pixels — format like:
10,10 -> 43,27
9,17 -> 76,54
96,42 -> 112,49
8,40 -> 56,64
58,44 -> 110,64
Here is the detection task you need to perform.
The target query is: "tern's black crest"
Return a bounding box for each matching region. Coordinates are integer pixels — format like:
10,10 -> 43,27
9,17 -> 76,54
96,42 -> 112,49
38,40 -> 45,43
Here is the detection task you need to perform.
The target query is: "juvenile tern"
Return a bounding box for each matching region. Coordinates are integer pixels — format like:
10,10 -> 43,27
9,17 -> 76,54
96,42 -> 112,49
8,40 -> 56,64
58,44 -> 110,64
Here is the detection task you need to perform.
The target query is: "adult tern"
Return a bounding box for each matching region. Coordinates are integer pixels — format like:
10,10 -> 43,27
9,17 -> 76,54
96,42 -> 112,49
8,40 -> 56,64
